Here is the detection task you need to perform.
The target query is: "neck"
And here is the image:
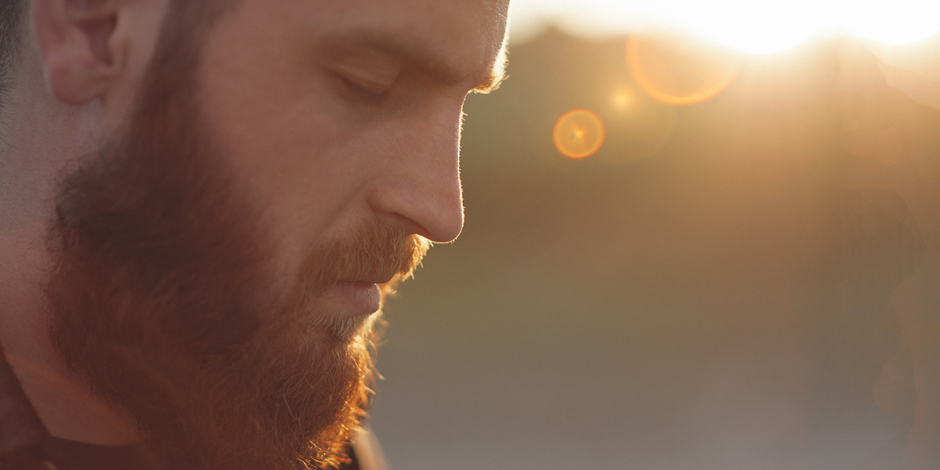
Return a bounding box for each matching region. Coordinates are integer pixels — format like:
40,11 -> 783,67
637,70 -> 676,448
0,49 -> 141,447
0,192 -> 141,446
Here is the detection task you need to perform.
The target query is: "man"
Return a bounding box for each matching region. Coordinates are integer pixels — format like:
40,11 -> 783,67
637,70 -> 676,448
0,0 -> 508,469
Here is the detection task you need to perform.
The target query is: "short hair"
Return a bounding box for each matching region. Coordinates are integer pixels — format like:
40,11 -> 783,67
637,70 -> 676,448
0,0 -> 26,112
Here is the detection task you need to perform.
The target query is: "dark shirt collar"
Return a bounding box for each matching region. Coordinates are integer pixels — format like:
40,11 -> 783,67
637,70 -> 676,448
0,345 -> 47,457
0,346 -> 173,470
41,437 -> 169,470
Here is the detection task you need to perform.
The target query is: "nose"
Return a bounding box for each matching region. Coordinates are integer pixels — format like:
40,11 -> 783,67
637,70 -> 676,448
367,101 -> 465,243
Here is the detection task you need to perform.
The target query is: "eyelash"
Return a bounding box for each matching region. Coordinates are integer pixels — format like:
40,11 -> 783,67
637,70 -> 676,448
345,77 -> 388,97
333,71 -> 397,106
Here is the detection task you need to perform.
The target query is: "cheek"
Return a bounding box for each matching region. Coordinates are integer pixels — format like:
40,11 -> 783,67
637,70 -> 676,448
195,10 -> 367,277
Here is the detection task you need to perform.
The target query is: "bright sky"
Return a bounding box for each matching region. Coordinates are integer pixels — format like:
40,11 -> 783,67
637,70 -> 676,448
508,0 -> 940,53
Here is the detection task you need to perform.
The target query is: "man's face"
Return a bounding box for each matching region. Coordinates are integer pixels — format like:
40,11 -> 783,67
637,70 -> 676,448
200,0 -> 508,290
46,0 -> 508,468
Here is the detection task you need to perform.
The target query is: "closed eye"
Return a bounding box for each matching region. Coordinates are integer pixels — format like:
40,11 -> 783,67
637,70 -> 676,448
335,68 -> 397,96
328,52 -> 402,99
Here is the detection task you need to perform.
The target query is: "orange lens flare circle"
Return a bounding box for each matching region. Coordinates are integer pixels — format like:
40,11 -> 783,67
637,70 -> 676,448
626,35 -> 742,106
553,109 -> 606,159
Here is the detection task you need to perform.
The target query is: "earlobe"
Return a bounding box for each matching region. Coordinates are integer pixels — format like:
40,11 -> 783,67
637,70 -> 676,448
33,0 -> 124,105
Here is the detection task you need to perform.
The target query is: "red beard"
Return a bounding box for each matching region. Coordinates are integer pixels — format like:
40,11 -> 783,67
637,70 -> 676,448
45,3 -> 429,469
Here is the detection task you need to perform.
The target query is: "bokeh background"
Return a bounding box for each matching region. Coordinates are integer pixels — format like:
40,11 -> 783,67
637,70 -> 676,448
369,3 -> 940,469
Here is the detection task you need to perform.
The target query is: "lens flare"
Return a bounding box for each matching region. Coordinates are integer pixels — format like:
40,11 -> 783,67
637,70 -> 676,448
553,109 -> 606,159
614,89 -> 635,108
627,35 -> 742,106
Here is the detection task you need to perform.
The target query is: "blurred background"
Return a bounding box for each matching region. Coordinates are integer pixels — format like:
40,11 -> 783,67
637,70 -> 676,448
369,2 -> 940,469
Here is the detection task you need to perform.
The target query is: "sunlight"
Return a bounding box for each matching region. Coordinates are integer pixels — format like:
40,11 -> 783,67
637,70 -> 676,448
508,0 -> 940,53
841,1 -> 940,45
661,0 -> 823,54
553,109 -> 606,159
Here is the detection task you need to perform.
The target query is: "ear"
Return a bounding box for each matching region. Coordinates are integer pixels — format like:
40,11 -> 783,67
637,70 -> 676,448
33,0 -> 126,105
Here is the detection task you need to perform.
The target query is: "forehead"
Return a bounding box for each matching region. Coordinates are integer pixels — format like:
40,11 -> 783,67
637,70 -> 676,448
316,0 -> 509,44
283,0 -> 508,81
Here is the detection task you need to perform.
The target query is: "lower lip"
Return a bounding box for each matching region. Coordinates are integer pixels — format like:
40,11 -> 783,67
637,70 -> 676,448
325,281 -> 381,317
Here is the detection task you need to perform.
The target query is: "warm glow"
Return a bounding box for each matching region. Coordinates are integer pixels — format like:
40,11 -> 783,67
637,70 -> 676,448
508,0 -> 940,53
613,89 -> 635,108
626,35 -> 741,105
841,1 -> 940,45
553,109 -> 606,159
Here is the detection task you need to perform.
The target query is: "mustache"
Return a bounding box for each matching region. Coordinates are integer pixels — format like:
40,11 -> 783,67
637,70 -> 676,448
289,218 -> 432,341
302,220 -> 432,293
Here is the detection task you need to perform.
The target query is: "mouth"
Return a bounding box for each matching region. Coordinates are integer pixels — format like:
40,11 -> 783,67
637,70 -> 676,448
321,264 -> 398,318
322,271 -> 397,318
323,281 -> 381,317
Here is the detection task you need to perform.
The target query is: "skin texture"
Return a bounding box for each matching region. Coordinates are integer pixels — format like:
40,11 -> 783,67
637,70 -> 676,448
0,0 -> 508,466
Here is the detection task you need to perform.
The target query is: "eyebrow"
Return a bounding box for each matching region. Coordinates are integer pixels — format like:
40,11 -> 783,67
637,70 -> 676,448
324,28 -> 507,94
